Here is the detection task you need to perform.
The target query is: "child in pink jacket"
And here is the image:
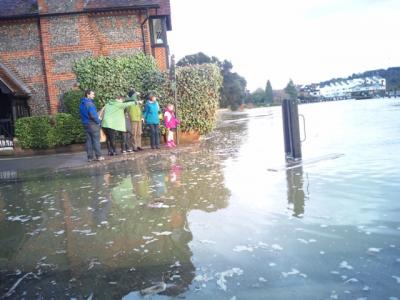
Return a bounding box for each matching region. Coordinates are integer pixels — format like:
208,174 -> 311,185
164,104 -> 180,148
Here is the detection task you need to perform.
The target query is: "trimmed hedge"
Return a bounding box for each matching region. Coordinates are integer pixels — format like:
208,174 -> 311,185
15,113 -> 84,149
176,64 -> 222,134
156,64 -> 223,134
74,52 -> 160,106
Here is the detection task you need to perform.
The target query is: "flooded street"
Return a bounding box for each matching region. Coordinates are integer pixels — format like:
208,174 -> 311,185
1,99 -> 400,299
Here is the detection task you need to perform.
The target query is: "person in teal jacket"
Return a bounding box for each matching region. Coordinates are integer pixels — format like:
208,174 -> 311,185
143,93 -> 161,149
102,94 -> 135,155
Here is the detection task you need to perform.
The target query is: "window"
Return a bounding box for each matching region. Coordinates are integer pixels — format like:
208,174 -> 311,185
150,17 -> 166,46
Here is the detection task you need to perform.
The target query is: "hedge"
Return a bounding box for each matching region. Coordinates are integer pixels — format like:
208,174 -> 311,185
62,90 -> 84,119
15,113 -> 84,149
74,52 -> 160,106
156,64 -> 223,134
73,53 -> 222,135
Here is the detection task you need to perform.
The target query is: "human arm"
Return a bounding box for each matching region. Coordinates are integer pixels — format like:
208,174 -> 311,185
87,103 -> 101,125
115,101 -> 135,109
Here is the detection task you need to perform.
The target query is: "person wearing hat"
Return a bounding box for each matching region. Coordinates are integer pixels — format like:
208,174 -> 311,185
125,89 -> 143,151
101,92 -> 135,156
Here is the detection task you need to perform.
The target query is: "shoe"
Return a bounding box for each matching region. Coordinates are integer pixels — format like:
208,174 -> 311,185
87,158 -> 94,162
108,152 -> 113,156
122,150 -> 127,154
137,147 -> 143,151
127,149 -> 133,153
96,156 -> 105,161
155,146 -> 160,149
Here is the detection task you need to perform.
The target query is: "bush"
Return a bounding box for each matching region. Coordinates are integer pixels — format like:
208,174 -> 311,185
15,116 -> 56,149
74,52 -> 159,106
53,113 -> 86,145
74,53 -> 222,136
63,90 -> 84,119
62,90 -> 86,143
159,64 -> 223,134
15,113 -> 85,149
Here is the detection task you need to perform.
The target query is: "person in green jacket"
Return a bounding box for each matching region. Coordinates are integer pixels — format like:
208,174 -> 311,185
102,93 -> 135,156
125,89 -> 143,151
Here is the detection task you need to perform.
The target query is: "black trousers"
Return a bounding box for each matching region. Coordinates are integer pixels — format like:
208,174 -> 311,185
104,128 -> 123,154
122,131 -> 133,151
148,124 -> 160,148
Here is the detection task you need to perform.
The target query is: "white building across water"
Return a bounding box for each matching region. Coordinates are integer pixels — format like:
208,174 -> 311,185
311,76 -> 386,100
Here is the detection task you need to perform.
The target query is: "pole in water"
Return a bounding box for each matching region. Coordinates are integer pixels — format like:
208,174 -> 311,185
282,99 -> 302,160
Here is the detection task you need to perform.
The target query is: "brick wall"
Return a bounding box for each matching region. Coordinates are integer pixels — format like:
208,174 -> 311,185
0,20 -> 49,115
0,8 -> 170,116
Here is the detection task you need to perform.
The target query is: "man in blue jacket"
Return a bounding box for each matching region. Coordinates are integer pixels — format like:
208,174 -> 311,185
79,89 -> 104,161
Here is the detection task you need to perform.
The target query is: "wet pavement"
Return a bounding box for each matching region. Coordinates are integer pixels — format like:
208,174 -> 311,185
1,99 -> 400,299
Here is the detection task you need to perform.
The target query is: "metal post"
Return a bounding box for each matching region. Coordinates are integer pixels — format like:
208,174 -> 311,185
170,54 -> 179,145
282,99 -> 302,160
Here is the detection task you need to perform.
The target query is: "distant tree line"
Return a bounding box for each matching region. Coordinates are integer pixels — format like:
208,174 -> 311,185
245,79 -> 275,106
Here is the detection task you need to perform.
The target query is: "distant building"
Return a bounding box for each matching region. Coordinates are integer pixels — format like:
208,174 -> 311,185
299,76 -> 386,102
318,76 -> 386,100
0,0 -> 171,141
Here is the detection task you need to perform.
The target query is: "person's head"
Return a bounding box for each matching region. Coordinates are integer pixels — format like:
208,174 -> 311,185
128,89 -> 136,98
85,89 -> 95,99
148,92 -> 156,102
166,103 -> 174,111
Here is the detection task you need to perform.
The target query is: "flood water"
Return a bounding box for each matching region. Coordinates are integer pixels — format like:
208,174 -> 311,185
1,99 -> 400,299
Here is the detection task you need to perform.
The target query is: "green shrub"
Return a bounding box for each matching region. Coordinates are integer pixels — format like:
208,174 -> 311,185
15,113 -> 85,149
53,113 -> 81,145
74,53 -> 222,136
73,52 -> 159,106
158,64 -> 223,134
15,116 -> 56,149
63,90 -> 84,119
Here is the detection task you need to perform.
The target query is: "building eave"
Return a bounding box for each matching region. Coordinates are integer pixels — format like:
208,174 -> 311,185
0,62 -> 31,96
0,4 -> 161,21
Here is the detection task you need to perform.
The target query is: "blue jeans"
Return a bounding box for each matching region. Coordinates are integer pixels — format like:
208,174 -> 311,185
84,124 -> 102,159
148,124 -> 160,148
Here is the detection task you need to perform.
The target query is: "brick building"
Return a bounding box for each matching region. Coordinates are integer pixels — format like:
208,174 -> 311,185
0,0 -> 171,142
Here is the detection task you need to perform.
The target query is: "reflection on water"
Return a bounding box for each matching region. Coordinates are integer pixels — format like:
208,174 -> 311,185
1,99 -> 400,299
0,152 -> 230,299
286,165 -> 308,218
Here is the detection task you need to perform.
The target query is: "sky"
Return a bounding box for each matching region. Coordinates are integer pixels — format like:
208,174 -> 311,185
167,0 -> 400,91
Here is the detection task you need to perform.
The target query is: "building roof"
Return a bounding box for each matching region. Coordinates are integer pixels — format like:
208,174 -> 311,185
0,61 -> 31,96
0,0 -> 171,29
85,0 -> 170,16
0,0 -> 38,18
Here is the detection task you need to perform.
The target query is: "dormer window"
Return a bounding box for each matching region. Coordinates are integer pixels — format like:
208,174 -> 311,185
150,16 -> 167,46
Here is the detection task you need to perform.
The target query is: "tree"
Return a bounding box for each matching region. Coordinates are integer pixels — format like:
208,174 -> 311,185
251,88 -> 266,105
176,52 -> 219,67
222,72 -> 247,110
265,80 -> 273,104
284,79 -> 298,100
177,52 -> 247,110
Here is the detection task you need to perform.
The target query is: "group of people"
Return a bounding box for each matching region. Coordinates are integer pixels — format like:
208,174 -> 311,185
79,89 -> 179,162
